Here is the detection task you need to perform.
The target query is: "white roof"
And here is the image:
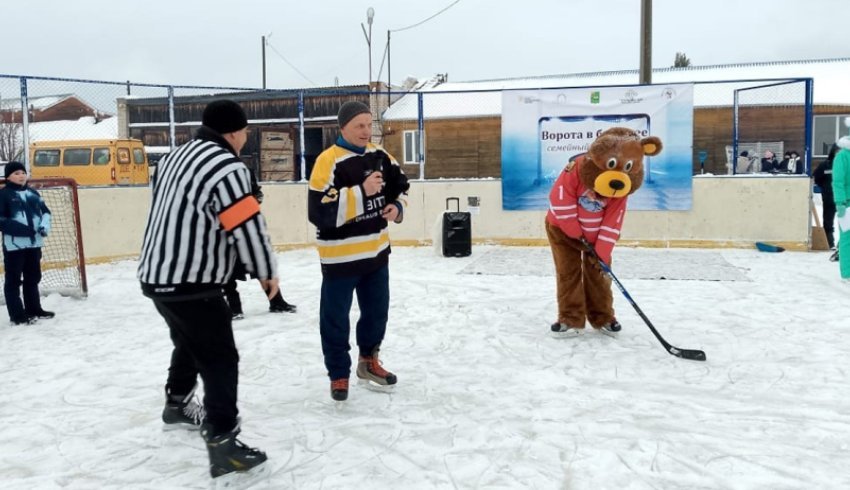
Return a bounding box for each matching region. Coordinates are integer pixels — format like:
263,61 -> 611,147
26,116 -> 118,142
383,58 -> 850,121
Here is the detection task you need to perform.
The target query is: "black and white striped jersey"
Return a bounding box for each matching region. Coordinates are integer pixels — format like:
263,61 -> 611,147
138,131 -> 277,297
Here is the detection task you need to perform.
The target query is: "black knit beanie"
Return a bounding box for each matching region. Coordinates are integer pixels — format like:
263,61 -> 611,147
202,100 -> 248,134
337,101 -> 371,128
4,161 -> 26,179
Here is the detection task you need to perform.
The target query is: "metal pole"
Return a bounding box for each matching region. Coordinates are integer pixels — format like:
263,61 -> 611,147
387,30 -> 391,106
298,90 -> 306,181
167,86 -> 176,151
639,0 -> 652,84
732,89 -> 739,175
368,24 -> 373,89
417,92 -> 424,180
20,77 -> 30,172
804,78 -> 814,175
261,36 -> 267,90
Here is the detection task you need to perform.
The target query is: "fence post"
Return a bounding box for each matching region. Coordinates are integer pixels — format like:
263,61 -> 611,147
20,77 -> 30,172
298,90 -> 306,182
417,92 -> 424,180
732,88 -> 740,175
804,78 -> 814,175
167,86 -> 176,151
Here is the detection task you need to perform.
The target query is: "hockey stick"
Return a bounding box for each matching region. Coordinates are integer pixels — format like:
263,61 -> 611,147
581,239 -> 707,361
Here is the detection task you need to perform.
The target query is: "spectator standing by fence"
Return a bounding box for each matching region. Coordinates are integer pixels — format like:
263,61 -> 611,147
833,135 -> 850,281
813,144 -> 839,251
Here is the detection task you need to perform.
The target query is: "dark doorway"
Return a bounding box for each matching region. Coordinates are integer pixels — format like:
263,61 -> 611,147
296,127 -> 325,180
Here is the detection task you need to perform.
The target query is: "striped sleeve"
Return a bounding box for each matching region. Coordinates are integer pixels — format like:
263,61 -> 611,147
548,170 -> 583,239
212,167 -> 278,280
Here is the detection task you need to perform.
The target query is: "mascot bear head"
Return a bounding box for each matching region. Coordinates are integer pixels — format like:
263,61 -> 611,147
575,127 -> 663,198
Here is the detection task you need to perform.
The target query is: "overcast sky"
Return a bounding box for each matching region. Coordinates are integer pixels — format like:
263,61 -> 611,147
2,0 -> 847,89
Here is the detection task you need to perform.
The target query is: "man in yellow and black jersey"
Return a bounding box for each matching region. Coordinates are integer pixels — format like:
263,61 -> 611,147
308,100 -> 409,401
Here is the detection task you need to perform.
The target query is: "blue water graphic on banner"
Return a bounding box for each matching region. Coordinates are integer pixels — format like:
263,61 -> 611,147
501,85 -> 694,210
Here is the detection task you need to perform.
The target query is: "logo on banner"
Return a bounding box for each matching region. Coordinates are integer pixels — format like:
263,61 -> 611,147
661,87 -> 677,100
620,89 -> 643,104
590,91 -> 600,104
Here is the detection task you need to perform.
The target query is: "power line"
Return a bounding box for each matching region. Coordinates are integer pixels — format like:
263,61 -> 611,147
391,0 -> 462,33
266,41 -> 317,87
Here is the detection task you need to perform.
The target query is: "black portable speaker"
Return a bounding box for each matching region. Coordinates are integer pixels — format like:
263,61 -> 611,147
442,197 -> 471,257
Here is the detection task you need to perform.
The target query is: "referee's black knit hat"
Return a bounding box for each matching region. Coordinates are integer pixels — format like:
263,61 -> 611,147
202,99 -> 248,134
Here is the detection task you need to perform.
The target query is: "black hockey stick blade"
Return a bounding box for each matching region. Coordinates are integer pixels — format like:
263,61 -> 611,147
666,345 -> 707,361
581,240 -> 707,362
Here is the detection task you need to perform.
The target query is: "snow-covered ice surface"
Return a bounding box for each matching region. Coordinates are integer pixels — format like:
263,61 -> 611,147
1,245 -> 849,489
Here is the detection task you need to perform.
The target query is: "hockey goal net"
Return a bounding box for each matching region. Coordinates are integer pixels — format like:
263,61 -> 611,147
0,178 -> 87,301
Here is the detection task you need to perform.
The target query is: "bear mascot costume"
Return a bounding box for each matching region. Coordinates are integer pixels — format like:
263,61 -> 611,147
545,127 -> 662,336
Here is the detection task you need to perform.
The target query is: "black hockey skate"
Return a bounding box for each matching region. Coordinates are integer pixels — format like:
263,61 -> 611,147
162,386 -> 205,430
830,249 -> 839,262
11,316 -> 37,326
201,422 -> 268,480
550,322 -> 582,337
268,294 -> 296,313
30,309 -> 55,319
599,319 -> 622,337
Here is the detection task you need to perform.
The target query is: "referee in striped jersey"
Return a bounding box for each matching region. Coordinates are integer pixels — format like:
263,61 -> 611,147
138,100 -> 277,476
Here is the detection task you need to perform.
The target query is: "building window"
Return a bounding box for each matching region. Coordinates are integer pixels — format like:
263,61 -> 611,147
403,130 -> 424,163
813,115 -> 850,157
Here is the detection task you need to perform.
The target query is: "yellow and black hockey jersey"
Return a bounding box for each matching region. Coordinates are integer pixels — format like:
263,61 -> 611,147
308,141 -> 409,277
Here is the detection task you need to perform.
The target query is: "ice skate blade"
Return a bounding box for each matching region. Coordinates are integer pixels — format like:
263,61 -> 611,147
210,461 -> 269,489
550,329 -> 582,339
161,422 -> 201,432
357,378 -> 396,393
598,328 -> 619,339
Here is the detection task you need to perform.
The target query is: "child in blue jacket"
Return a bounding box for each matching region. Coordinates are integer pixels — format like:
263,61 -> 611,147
0,161 -> 55,325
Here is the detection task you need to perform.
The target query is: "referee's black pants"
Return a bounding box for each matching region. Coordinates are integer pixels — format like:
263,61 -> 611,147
152,295 -> 239,436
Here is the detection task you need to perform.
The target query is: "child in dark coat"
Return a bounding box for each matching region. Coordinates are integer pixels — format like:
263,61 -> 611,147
0,162 -> 55,325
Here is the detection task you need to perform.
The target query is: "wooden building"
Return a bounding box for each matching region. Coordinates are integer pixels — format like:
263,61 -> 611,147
120,87 -> 372,181
382,58 -> 850,178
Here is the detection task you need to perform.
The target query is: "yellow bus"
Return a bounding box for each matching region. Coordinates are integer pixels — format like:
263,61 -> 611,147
30,139 -> 150,186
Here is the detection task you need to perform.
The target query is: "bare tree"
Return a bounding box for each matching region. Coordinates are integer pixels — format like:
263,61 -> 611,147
673,52 -> 691,68
0,114 -> 24,162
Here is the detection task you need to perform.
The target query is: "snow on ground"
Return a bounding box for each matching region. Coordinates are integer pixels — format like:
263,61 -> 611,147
1,245 -> 849,489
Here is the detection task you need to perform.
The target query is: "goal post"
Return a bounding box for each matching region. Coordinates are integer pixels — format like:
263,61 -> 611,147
0,178 -> 88,301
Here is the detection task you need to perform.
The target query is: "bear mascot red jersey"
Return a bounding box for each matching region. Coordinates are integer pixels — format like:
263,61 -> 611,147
545,127 -> 662,335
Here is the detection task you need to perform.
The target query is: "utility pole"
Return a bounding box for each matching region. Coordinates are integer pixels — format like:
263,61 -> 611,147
361,7 -> 375,89
261,35 -> 267,89
387,30 -> 391,105
639,0 -> 652,84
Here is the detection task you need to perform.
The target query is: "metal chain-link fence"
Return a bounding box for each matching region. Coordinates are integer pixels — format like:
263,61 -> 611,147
1,73 -> 814,186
